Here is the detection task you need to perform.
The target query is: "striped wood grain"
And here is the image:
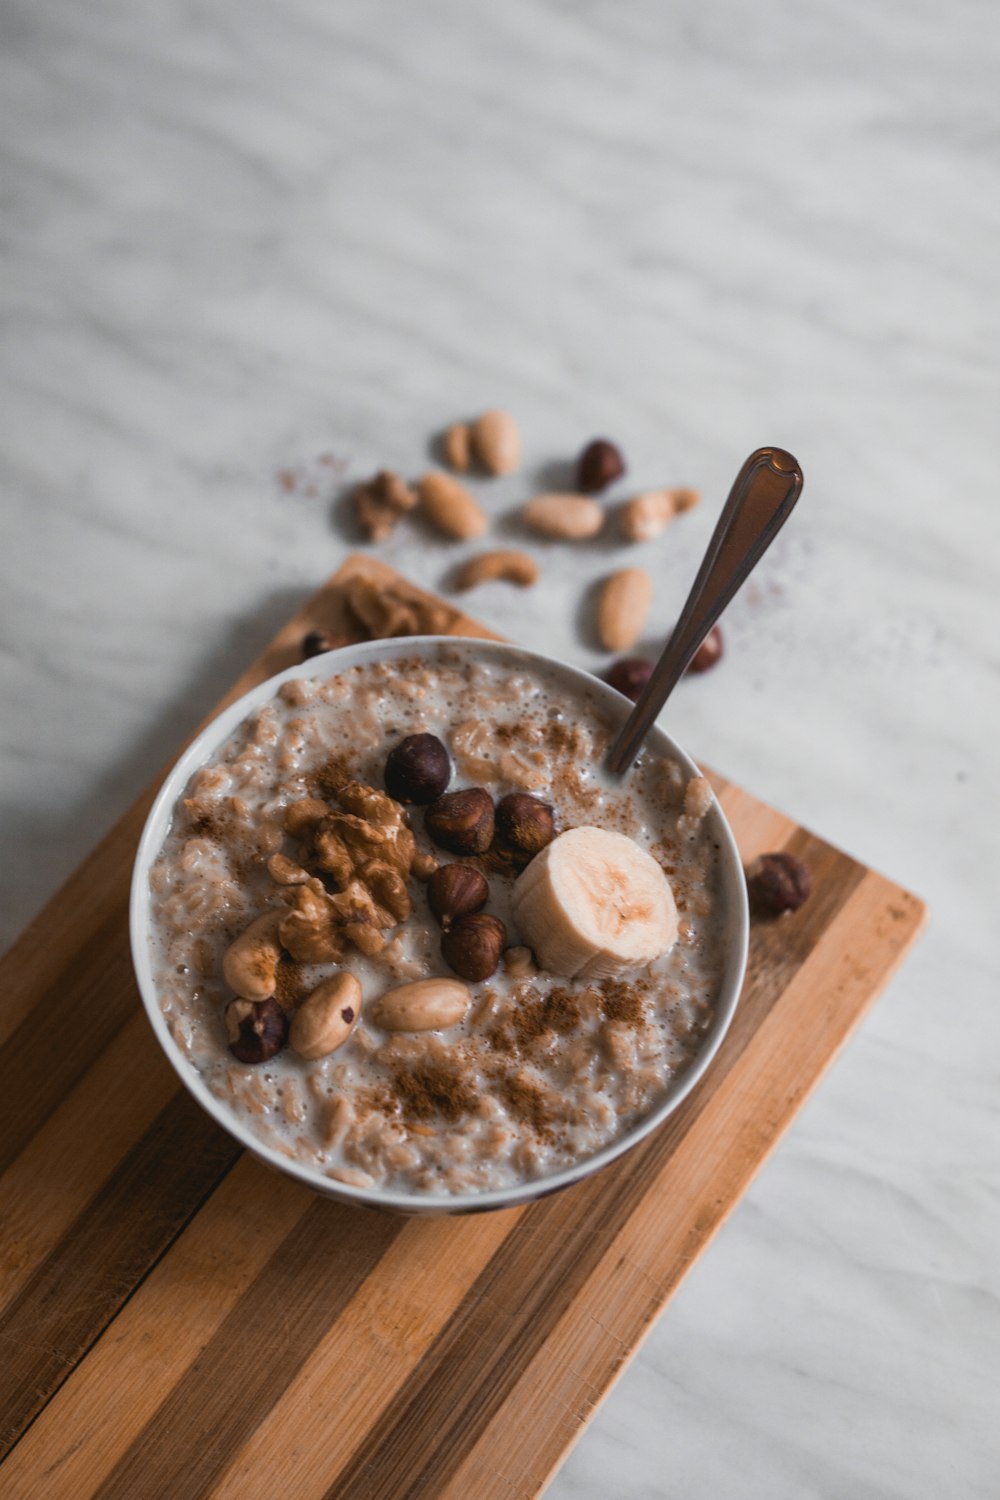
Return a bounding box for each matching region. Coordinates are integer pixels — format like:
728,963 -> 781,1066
0,556 -> 926,1498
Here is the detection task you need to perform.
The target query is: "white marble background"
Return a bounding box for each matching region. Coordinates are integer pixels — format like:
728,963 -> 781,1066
2,0 -> 998,1493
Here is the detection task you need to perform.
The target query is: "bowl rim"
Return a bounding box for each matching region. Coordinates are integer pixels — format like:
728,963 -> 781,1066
130,634 -> 749,1214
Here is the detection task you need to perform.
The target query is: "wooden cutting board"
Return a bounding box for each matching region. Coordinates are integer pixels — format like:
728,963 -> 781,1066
0,556 -> 926,1499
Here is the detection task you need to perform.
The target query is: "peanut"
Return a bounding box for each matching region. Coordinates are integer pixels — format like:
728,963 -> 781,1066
371,977 -> 471,1032
417,471 -> 487,539
454,549 -> 539,591
290,972 -> 362,1060
596,567 -> 653,652
443,423 -> 472,472
222,910 -> 284,1000
522,493 -> 604,540
619,487 -> 700,542
470,409 -> 521,475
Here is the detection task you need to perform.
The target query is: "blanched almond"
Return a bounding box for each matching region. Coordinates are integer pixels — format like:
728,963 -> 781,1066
371,978 -> 471,1032
290,972 -> 362,1060
597,568 -> 652,651
417,472 -> 487,540
454,549 -> 539,590
522,493 -> 604,540
470,409 -> 521,475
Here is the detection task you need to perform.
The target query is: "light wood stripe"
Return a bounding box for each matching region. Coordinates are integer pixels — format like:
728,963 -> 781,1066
0,557 -> 926,1499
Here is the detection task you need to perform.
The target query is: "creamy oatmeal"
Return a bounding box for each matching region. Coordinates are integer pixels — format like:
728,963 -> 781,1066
148,646 -> 724,1196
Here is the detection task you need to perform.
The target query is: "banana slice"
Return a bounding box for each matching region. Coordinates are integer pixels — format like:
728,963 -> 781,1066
510,826 -> 678,981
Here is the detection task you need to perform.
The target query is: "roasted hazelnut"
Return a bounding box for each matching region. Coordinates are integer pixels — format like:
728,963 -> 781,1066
687,626 -> 724,674
577,438 -> 626,493
425,787 -> 494,855
747,853 -> 812,917
427,863 -> 489,927
300,629 -> 350,661
495,793 -> 556,859
384,733 -> 451,804
441,912 -> 506,982
226,996 -> 288,1064
605,657 -> 653,701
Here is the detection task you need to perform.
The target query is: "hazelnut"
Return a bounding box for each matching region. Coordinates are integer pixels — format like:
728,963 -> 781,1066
577,438 -> 626,493
425,787 -> 494,855
226,997 -> 288,1064
495,793 -> 556,861
428,863 -> 489,927
747,853 -> 812,917
441,912 -> 506,982
301,629 -> 350,661
605,657 -> 653,701
687,626 -> 724,674
384,733 -> 451,804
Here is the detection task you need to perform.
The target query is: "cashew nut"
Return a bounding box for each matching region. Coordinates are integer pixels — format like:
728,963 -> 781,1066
290,972 -> 362,1060
454,549 -> 539,591
222,910 -> 284,1000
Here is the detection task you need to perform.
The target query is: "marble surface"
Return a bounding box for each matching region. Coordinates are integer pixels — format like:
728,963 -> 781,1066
2,0 -> 997,1493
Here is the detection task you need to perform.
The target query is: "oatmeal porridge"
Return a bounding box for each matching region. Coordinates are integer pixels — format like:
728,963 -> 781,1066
148,645 -> 725,1196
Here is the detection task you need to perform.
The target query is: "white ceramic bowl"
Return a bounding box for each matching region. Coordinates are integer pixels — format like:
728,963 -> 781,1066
131,636 -> 748,1216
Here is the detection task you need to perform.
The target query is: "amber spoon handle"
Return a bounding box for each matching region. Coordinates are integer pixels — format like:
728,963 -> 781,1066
605,446 -> 804,775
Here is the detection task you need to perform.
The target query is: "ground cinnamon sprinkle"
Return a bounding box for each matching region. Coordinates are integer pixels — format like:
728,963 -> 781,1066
489,985 -> 582,1054
599,979 -> 646,1026
188,808 -> 233,842
493,1070 -> 556,1142
389,1063 -> 477,1124
309,756 -> 350,800
274,958 -> 310,1009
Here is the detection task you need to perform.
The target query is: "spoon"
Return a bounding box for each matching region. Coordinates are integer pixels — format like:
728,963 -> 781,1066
605,446 -> 804,775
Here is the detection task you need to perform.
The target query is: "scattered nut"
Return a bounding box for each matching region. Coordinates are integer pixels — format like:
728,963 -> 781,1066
427,863 -> 489,927
417,471 -> 487,540
371,977 -> 471,1032
384,733 -> 451,804
605,657 -> 653,701
300,629 -> 351,661
503,945 -> 538,979
453,549 -> 539,591
597,568 -> 653,651
353,470 -> 417,542
687,625 -> 724,673
425,787 -> 495,855
618,487 -> 701,543
495,792 -> 556,859
522,494 -> 604,540
747,852 -> 812,916
442,912 -> 507,982
470,409 -> 521,475
226,996 -> 288,1064
290,972 -> 362,1060
411,850 -> 439,880
577,438 -> 626,493
222,910 -> 284,1000
443,423 -> 471,472
343,575 -> 456,638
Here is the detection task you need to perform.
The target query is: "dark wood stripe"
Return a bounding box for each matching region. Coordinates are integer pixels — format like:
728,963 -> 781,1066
0,1089 -> 240,1458
93,1198 -> 405,1500
330,837 -> 867,1499
0,900 -> 138,1175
